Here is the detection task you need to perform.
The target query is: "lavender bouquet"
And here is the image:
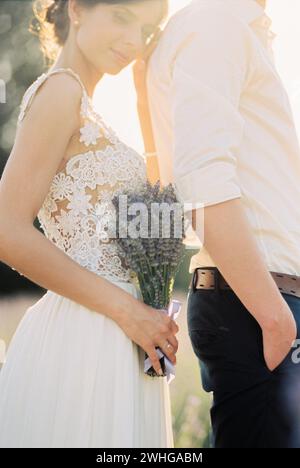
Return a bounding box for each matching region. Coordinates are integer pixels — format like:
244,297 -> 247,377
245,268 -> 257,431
112,181 -> 186,382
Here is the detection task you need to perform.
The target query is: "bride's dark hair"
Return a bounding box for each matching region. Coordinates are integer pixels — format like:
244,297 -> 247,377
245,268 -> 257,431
30,0 -> 169,65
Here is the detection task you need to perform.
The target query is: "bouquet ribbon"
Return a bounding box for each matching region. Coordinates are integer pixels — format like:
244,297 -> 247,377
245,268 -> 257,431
144,299 -> 182,384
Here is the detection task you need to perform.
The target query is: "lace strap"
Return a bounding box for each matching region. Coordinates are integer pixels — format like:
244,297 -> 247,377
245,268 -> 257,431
17,67 -> 90,126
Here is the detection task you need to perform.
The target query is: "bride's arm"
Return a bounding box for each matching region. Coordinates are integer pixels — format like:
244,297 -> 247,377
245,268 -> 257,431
136,92 -> 160,185
133,35 -> 161,185
0,73 -> 178,374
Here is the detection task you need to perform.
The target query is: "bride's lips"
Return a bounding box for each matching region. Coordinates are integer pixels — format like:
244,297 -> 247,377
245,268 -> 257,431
110,48 -> 130,65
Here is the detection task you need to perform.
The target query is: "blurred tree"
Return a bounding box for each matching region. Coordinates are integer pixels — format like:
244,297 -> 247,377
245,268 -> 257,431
0,0 -> 44,172
0,1 -> 45,296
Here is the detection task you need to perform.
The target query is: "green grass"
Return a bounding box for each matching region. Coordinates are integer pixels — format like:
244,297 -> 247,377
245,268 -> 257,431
170,290 -> 212,448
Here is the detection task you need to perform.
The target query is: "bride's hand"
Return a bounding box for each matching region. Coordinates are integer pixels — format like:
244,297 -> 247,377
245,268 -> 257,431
133,27 -> 163,106
119,299 -> 179,376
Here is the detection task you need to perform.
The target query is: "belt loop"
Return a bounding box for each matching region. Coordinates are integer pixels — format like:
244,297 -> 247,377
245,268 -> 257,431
192,269 -> 198,293
214,268 -> 221,294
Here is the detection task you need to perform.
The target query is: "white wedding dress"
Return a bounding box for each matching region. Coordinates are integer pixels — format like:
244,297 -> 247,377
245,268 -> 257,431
0,68 -> 174,448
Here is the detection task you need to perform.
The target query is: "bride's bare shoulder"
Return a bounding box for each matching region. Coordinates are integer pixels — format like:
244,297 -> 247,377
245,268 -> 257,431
40,72 -> 83,102
18,72 -> 83,132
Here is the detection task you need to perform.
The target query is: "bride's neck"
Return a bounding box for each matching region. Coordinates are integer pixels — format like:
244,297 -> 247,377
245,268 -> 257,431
52,40 -> 103,99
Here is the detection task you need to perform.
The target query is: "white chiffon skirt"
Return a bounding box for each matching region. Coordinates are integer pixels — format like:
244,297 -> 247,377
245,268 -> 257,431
0,280 -> 174,448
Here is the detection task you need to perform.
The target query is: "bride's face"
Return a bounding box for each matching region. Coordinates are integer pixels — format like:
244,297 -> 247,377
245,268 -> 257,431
74,1 -> 166,75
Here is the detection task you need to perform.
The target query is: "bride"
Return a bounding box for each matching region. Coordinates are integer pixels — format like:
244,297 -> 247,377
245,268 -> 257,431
0,0 -> 178,448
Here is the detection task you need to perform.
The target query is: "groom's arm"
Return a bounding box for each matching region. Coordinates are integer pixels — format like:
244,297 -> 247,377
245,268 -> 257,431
171,11 -> 296,369
198,198 -> 297,371
199,198 -> 286,330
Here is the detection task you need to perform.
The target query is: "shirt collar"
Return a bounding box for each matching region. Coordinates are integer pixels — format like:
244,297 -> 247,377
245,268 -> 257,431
190,0 -> 265,24
223,0 -> 266,24
190,0 -> 276,41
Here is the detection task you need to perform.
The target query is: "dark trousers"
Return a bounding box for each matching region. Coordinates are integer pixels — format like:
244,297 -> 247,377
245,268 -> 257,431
187,267 -> 300,448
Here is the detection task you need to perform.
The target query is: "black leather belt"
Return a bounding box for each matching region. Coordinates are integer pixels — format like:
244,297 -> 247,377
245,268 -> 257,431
189,266 -> 300,299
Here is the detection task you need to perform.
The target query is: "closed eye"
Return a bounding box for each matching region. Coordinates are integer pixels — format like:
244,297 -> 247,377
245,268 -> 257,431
114,11 -> 130,24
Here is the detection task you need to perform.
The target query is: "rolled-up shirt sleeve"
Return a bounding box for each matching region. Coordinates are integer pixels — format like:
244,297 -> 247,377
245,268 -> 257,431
170,12 -> 250,208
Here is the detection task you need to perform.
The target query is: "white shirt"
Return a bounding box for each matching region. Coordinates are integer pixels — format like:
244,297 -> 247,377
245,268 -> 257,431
147,0 -> 300,275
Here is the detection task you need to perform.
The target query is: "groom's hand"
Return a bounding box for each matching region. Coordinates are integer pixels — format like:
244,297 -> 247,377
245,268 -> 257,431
119,301 -> 179,376
261,304 -> 297,371
132,27 -> 162,105
192,199 -> 298,374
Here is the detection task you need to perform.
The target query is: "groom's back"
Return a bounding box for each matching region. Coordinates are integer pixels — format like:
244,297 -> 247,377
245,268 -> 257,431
146,0 -> 249,186
147,0 -> 300,276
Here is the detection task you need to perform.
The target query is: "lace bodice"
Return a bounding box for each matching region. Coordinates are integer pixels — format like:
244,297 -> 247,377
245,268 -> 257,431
17,68 -> 147,283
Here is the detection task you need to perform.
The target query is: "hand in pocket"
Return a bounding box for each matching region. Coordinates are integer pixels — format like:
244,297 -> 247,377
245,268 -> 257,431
262,306 -> 297,372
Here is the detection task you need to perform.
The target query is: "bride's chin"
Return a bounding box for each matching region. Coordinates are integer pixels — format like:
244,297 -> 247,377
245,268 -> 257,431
89,60 -> 123,76
104,65 -> 126,75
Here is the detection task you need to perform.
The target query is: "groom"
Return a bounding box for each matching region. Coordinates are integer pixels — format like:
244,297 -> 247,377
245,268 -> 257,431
147,0 -> 300,448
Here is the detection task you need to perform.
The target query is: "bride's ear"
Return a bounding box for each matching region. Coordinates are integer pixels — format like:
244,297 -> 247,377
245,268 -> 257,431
68,0 -> 83,28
